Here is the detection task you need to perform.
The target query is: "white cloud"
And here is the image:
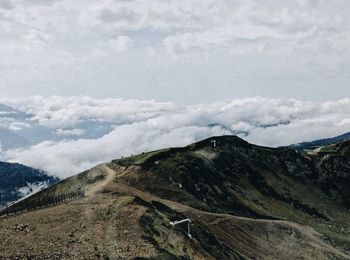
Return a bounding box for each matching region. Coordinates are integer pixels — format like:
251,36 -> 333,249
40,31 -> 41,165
337,118 -> 350,127
0,118 -> 30,131
2,1 -> 349,58
2,96 -> 350,178
108,35 -> 134,52
0,0 -> 349,102
8,122 -> 31,131
1,95 -> 175,128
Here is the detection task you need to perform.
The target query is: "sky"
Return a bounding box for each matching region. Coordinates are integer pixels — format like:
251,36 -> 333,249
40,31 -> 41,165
0,0 -> 350,177
0,0 -> 349,104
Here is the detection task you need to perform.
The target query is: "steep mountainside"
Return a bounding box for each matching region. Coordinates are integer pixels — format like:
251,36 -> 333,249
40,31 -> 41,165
0,162 -> 59,206
1,136 -> 350,259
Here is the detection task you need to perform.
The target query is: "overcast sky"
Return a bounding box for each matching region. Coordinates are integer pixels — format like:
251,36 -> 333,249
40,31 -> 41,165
1,0 -> 349,104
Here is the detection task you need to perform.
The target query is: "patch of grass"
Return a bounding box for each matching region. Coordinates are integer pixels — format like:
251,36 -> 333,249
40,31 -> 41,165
319,144 -> 339,154
113,148 -> 171,166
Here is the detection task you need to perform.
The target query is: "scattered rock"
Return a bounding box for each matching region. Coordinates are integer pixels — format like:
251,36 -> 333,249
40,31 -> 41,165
13,224 -> 33,233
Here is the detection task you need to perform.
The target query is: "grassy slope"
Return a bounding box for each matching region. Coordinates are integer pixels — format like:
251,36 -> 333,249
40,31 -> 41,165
113,136 -> 350,252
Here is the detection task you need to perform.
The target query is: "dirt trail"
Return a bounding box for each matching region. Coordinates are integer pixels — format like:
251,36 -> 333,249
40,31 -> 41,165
1,163 -> 349,259
100,165 -> 350,259
85,164 -> 116,196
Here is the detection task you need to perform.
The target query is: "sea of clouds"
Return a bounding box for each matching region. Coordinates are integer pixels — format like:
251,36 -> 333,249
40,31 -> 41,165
0,96 -> 349,178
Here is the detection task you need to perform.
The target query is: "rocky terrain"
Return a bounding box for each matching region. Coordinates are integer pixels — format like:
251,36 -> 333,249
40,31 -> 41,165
1,135 -> 350,259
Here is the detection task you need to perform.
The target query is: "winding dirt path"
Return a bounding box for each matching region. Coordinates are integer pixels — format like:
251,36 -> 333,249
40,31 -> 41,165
100,165 -> 350,259
85,164 -> 116,196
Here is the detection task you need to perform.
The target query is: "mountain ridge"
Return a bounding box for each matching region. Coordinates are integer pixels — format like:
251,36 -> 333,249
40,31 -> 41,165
291,131 -> 350,150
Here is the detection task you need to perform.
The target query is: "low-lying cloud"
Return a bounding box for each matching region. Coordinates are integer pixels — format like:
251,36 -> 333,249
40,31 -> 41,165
1,96 -> 350,178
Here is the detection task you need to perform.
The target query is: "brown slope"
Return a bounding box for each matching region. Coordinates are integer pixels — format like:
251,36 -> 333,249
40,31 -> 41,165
0,163 -> 349,259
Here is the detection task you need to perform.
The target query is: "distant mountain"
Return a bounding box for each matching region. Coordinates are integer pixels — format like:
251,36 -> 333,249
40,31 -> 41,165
291,131 -> 350,150
0,161 -> 59,206
0,103 -> 16,112
2,136 -> 350,259
0,102 -> 115,152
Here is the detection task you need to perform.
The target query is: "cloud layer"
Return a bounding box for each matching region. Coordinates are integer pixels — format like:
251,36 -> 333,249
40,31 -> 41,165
1,96 -> 349,178
0,0 -> 349,103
